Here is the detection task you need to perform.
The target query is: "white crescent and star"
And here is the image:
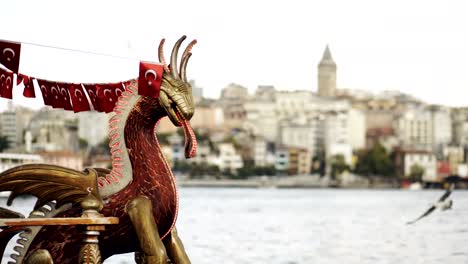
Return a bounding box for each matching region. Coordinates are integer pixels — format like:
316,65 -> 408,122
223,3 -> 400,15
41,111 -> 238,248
60,87 -> 70,101
74,89 -> 83,102
145,70 -> 157,86
103,89 -> 113,102
0,75 -> 5,90
51,86 -> 59,99
115,88 -> 123,97
2,48 -> 15,62
5,76 -> 11,89
87,89 -> 96,101
41,85 -> 48,98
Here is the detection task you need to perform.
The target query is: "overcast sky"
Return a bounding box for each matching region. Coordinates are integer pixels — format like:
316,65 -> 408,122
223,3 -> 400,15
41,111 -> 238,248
0,0 -> 467,111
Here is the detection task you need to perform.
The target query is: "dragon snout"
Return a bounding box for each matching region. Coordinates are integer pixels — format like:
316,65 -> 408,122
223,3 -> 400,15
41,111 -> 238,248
173,94 -> 194,121
182,107 -> 194,121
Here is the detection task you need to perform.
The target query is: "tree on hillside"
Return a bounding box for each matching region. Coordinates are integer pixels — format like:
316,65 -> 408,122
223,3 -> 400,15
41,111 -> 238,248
330,154 -> 350,180
0,136 -> 10,152
354,143 -> 394,177
79,138 -> 89,150
312,151 -> 326,177
409,164 -> 425,182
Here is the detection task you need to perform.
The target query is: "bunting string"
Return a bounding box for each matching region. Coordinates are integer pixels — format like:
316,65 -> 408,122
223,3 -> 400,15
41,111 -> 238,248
18,40 -> 141,61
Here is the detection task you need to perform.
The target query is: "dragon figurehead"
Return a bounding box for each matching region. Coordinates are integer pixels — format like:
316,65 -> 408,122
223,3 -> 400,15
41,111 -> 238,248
158,36 -> 197,159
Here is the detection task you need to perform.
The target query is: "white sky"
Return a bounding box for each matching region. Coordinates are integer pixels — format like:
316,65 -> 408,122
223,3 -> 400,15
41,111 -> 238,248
0,0 -> 467,111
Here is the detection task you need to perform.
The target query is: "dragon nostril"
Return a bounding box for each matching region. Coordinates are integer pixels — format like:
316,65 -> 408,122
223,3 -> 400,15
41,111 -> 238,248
186,109 -> 194,120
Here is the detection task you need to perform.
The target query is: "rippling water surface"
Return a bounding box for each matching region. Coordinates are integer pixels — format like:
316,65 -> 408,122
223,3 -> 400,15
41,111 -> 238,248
2,188 -> 468,264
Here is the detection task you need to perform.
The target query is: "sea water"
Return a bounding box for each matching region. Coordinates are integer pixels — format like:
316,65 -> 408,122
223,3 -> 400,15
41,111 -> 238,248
2,188 -> 468,264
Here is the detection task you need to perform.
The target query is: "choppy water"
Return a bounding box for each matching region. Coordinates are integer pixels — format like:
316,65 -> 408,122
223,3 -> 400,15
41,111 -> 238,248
2,188 -> 468,264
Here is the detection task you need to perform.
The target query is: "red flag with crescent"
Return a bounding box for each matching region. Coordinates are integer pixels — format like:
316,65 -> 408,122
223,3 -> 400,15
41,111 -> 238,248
36,79 -> 55,106
0,67 -> 14,99
138,62 -> 163,98
46,82 -> 64,109
68,84 -> 91,112
17,74 -> 36,98
95,83 -> 124,113
56,82 -> 74,111
0,40 -> 21,73
83,84 -> 102,112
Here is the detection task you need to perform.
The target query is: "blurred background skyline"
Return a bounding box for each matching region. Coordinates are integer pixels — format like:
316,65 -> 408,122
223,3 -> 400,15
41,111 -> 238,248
1,0 -> 467,112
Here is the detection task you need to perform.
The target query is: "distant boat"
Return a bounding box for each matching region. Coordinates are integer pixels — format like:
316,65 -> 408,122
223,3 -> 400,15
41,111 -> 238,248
408,182 -> 423,190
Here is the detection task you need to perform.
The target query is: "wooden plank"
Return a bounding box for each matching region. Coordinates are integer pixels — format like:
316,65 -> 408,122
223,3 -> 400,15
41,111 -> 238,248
0,217 -> 119,227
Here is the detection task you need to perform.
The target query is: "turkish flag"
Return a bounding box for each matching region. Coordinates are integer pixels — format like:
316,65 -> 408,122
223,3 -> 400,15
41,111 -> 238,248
0,40 -> 21,73
138,62 -> 164,98
56,83 -> 73,111
68,84 -> 91,112
96,83 -> 124,113
17,74 -> 36,98
36,79 -> 55,106
47,82 -> 64,109
83,84 -> 102,112
0,68 -> 14,99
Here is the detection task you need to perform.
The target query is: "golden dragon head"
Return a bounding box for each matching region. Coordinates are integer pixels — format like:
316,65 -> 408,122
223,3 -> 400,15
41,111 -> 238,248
157,36 -> 197,158
158,36 -> 196,127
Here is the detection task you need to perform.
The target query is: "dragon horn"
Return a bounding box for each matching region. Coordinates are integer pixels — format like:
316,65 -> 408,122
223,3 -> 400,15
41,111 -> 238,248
180,53 -> 192,83
170,35 -> 187,79
158,38 -> 170,72
180,39 -> 197,82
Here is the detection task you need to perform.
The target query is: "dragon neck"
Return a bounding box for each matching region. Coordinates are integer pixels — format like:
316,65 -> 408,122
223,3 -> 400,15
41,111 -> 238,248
98,82 -> 171,197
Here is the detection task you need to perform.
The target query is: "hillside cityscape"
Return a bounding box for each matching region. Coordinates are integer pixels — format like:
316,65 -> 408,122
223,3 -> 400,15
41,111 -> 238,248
0,46 -> 467,189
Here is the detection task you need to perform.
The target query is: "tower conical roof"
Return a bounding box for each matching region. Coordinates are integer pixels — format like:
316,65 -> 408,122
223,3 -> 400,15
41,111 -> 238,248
319,45 -> 336,66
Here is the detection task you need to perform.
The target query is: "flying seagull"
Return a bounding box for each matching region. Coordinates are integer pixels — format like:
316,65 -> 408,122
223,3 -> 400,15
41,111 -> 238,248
406,183 -> 455,225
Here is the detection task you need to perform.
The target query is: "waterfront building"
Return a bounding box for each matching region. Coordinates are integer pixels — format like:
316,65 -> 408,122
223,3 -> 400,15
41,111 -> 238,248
347,108 -> 366,150
288,147 -> 312,175
27,108 -> 80,153
168,133 -> 185,162
215,143 -> 243,173
0,105 -> 16,147
244,99 -> 278,141
394,106 -> 433,151
430,105 -> 452,153
252,136 -> 268,167
37,151 -> 83,171
77,111 -> 110,147
189,80 -> 203,104
442,145 -> 465,174
254,85 -> 276,101
274,146 -> 289,174
366,127 -> 399,151
189,145 -> 212,165
279,117 -> 316,154
219,83 -> 249,129
0,153 -> 42,172
394,149 -> 437,182
190,101 -> 224,131
451,107 -> 468,148
0,102 -> 35,150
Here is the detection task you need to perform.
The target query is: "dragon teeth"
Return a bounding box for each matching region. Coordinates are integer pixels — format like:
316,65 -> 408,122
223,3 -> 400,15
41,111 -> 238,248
10,253 -> 19,260
16,239 -> 27,246
13,246 -> 24,253
19,230 -> 31,239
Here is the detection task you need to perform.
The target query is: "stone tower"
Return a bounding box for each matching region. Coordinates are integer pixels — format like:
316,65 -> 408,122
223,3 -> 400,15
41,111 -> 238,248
317,45 -> 337,97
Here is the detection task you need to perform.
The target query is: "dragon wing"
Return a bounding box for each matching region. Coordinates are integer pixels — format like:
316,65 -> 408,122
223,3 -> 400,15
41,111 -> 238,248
0,164 -> 102,210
